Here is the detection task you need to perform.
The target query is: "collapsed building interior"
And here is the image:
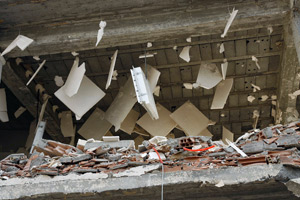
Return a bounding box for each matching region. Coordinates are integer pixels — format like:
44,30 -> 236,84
1,0 -> 300,199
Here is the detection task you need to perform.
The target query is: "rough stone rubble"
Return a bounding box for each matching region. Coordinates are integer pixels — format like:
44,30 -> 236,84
1,121 -> 300,179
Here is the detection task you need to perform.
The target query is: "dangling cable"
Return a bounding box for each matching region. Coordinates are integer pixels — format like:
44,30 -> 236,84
153,147 -> 164,200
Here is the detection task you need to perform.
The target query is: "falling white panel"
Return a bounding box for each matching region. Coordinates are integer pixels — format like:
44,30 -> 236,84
0,89 -> 8,122
170,101 -> 209,136
1,35 -> 34,56
105,50 -> 118,89
96,21 -> 106,47
63,58 -> 86,97
211,79 -> 233,109
78,108 -> 112,140
193,63 -> 222,89
131,67 -> 158,120
55,75 -> 105,119
60,111 -> 74,137
221,8 -> 238,38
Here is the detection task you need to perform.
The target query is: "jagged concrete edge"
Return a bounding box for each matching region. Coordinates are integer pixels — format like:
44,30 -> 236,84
0,164 -> 299,199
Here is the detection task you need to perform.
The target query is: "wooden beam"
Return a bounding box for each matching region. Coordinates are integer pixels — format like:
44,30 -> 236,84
0,0 -> 288,57
1,61 -> 66,142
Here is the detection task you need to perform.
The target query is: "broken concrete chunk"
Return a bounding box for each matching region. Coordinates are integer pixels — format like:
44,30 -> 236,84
59,156 -> 73,164
84,140 -> 135,151
108,153 -> 122,161
72,154 -> 92,163
148,151 -> 166,161
276,135 -> 300,148
262,127 -> 273,139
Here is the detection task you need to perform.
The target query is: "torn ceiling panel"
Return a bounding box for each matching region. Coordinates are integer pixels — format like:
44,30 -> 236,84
211,78 -> 233,109
60,111 -> 74,137
137,103 -> 177,137
222,126 -> 234,145
170,101 -> 210,136
131,67 -> 158,120
193,63 -> 222,89
78,108 -> 112,140
54,75 -> 105,119
63,58 -> 86,97
105,50 -> 118,90
120,109 -> 140,135
1,35 -> 34,56
0,88 -> 8,122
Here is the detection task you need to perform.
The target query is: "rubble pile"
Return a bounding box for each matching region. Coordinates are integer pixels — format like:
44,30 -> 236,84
1,121 -> 300,180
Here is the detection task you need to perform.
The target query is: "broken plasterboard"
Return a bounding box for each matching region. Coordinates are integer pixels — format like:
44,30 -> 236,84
60,111 -> 74,137
105,50 -> 118,89
221,60 -> 228,80
96,21 -> 106,47
179,46 -> 191,62
137,103 -> 177,137
63,58 -> 86,97
105,65 -> 160,131
221,8 -> 238,38
222,126 -> 234,145
14,106 -> 26,118
55,75 -> 105,119
120,109 -> 140,135
170,101 -> 210,136
211,78 -> 233,109
26,60 -> 46,86
193,63 -> 222,89
1,35 -> 34,56
131,67 -> 158,120
199,128 -> 213,137
0,88 -> 8,122
78,108 -> 112,140
219,43 -> 225,53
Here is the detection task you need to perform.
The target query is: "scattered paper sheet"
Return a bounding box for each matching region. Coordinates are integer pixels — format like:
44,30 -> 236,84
33,56 -> 40,61
95,21 -> 106,47
78,108 -> 112,140
0,88 -> 9,122
131,67 -> 158,119
247,95 -> 255,103
153,85 -> 160,96
219,43 -> 225,53
112,70 -> 118,80
137,103 -> 177,137
199,128 -> 213,137
183,83 -> 193,90
1,35 -> 34,56
289,90 -> 300,99
251,56 -> 260,69
222,126 -> 234,144
211,79 -> 233,109
26,60 -> 46,86
105,50 -> 118,89
260,95 -> 268,101
15,58 -> 23,65
71,51 -> 79,56
221,60 -> 228,80
63,58 -> 86,97
170,101 -> 209,136
120,109 -> 140,135
147,42 -> 152,48
193,63 -> 222,89
251,83 -> 261,92
186,37 -> 192,42
54,75 -> 64,87
14,106 -> 26,118
55,75 -> 106,119
179,46 -> 191,62
221,8 -> 238,38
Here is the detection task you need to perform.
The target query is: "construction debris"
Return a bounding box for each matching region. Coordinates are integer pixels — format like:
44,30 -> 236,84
105,50 -> 118,89
221,8 -> 238,38
1,121 -> 300,179
96,21 -> 106,47
26,60 -> 46,86
1,35 -> 34,56
179,46 -> 191,62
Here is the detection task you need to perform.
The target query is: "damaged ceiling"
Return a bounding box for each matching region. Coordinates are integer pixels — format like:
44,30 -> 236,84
0,0 -> 299,158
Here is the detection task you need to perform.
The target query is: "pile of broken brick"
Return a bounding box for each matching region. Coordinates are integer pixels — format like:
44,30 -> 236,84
1,121 -> 300,179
